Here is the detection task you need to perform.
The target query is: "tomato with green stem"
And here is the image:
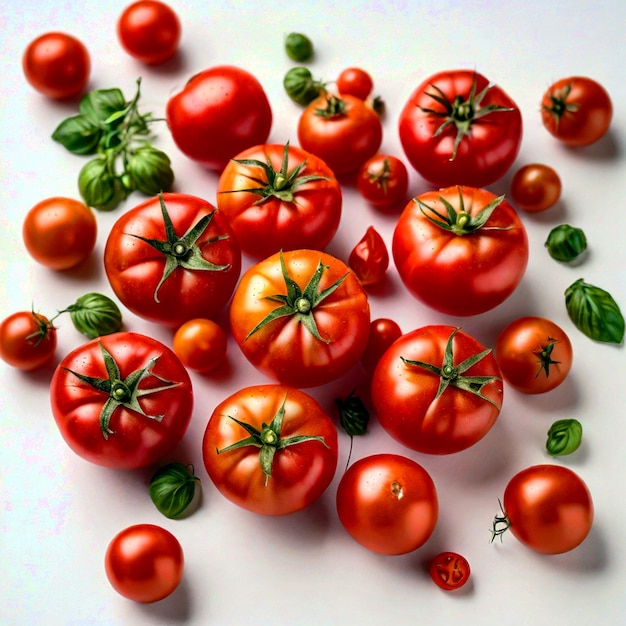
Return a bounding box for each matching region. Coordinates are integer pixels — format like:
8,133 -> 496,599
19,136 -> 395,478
0,310 -> 57,371
357,154 -> 409,209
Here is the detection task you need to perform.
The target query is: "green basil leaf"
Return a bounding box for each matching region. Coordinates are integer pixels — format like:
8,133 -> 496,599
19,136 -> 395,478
285,32 -> 314,62
283,66 -> 324,106
66,292 -> 123,339
78,158 -> 127,211
545,224 -> 587,262
126,146 -> 175,195
51,115 -> 102,155
79,87 -> 127,125
565,278 -> 625,344
546,418 -> 583,456
149,463 -> 201,519
335,391 -> 369,437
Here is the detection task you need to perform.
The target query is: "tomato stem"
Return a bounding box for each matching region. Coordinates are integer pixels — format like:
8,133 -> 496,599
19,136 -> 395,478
489,498 -> 511,543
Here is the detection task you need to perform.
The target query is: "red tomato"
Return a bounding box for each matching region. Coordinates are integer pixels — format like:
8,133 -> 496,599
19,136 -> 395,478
172,318 -> 227,373
492,465 -> 594,554
216,143 -> 342,259
202,384 -> 339,515
348,226 -> 389,287
429,552 -> 471,591
495,316 -> 573,394
50,332 -> 193,469
392,185 -> 528,316
541,76 -> 612,146
104,193 -> 241,327
22,197 -> 97,270
398,69 -> 522,187
510,164 -> 562,213
371,326 -> 503,455
0,311 -> 57,371
336,67 -> 374,100
105,524 -> 184,603
166,66 -> 272,171
117,0 -> 181,65
297,93 -> 382,175
336,453 -> 438,555
361,318 -> 402,375
22,32 -> 90,99
357,154 -> 409,209
229,249 -> 370,388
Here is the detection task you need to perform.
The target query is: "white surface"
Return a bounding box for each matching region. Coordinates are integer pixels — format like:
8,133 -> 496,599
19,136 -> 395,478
2,1 -> 625,625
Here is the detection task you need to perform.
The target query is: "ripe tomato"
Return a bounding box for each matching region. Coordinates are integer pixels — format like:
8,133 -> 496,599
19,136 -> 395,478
22,197 -> 97,270
166,65 -> 272,171
172,318 -> 227,373
510,164 -> 562,213
541,76 -> 612,146
229,249 -> 370,388
216,143 -> 342,259
50,332 -> 193,469
105,524 -> 184,603
392,185 -> 528,316
104,193 -> 241,327
348,226 -> 389,287
398,69 -> 522,188
22,32 -> 90,99
429,552 -> 471,591
336,453 -> 438,555
0,311 -> 57,371
361,318 -> 402,376
371,326 -> 503,455
336,67 -> 374,100
202,384 -> 339,515
492,464 -> 593,554
297,93 -> 382,175
495,316 -> 573,394
357,154 -> 409,210
117,0 -> 181,65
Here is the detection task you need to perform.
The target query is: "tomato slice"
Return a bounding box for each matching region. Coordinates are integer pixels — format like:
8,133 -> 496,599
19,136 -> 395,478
429,551 -> 471,591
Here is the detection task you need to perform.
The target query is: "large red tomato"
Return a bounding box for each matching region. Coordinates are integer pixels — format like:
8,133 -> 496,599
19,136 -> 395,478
392,185 -> 528,316
216,142 -> 342,259
371,326 -> 503,455
50,332 -> 193,469
166,65 -> 272,171
202,384 -> 338,516
104,193 -> 241,327
398,69 -> 522,187
229,249 -> 370,388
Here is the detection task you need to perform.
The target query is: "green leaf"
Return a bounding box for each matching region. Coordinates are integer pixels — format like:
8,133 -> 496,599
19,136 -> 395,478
126,145 -> 175,196
545,224 -> 587,262
63,292 -> 123,339
51,115 -> 102,155
79,87 -> 127,125
149,462 -> 201,519
285,32 -> 314,62
546,418 -> 583,456
335,391 -> 369,437
283,67 -> 324,106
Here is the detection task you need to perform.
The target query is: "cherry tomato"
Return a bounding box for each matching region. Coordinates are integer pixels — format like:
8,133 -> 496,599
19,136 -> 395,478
22,32 -> 90,99
172,318 -> 227,373
357,154 -> 409,209
541,76 -> 612,146
430,552 -> 471,591
510,164 -> 562,213
0,311 -> 57,371
495,316 -> 573,394
105,524 -> 184,603
336,453 -> 438,555
22,197 -> 97,270
348,226 -> 389,287
336,67 -> 374,100
117,0 -> 181,65
361,318 -> 402,375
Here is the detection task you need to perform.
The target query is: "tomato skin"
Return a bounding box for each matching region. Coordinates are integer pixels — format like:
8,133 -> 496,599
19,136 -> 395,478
541,77 -> 612,146
105,524 -> 184,603
172,318 -> 227,373
398,69 -> 522,187
429,552 -> 471,591
202,385 -> 339,516
357,154 -> 409,209
361,318 -> 402,375
104,193 -> 241,327
336,67 -> 374,100
166,66 -> 272,171
216,143 -> 342,258
336,453 -> 438,555
392,186 -> 528,316
510,164 -> 562,213
502,465 -> 593,554
50,332 -> 194,469
22,32 -> 90,99
495,316 -> 573,394
0,311 -> 57,371
371,325 -> 503,455
117,0 -> 181,65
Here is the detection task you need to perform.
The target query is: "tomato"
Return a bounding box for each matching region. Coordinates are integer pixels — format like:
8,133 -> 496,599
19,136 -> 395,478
336,453 -> 438,555
117,0 -> 181,65
0,311 -> 57,371
398,69 -> 522,188
392,185 -> 528,316
361,318 -> 402,376
172,318 -> 227,373
336,67 -> 374,100
492,464 -> 594,554
357,154 -> 409,210
105,524 -> 184,603
166,65 -> 272,171
429,552 -> 471,591
348,226 -> 389,287
510,164 -> 562,213
495,316 -> 573,394
22,32 -> 90,99
104,193 -> 241,327
202,384 -> 338,515
22,197 -> 97,270
229,249 -> 370,388
50,332 -> 193,469
216,143 -> 342,259
297,93 -> 382,175
541,76 -> 612,146
371,326 -> 503,455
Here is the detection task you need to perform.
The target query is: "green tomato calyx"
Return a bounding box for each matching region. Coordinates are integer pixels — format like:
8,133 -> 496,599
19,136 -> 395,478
490,499 -> 511,543
533,338 -> 562,378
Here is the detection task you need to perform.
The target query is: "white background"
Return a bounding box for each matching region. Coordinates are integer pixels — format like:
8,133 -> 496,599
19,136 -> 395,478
2,1 -> 625,625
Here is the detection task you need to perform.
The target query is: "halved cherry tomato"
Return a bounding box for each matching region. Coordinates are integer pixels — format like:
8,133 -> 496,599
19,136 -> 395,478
429,552 -> 471,591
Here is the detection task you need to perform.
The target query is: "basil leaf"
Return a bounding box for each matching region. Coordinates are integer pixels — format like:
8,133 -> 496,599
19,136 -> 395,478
335,391 -> 369,437
65,292 -> 123,339
545,224 -> 587,263
546,418 -> 583,456
51,115 -> 102,155
565,278 -> 625,344
149,463 -> 201,519
79,87 -> 127,125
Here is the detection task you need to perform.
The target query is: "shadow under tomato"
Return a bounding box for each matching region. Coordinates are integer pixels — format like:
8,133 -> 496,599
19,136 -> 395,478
136,573 -> 194,621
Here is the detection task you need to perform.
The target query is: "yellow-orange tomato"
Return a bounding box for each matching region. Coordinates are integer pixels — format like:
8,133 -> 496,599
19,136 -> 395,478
173,318 -> 227,373
510,164 -> 562,213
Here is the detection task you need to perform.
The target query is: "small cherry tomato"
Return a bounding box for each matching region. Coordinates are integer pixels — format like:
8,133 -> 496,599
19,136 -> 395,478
173,318 -> 227,373
361,318 -> 402,375
348,226 -> 389,287
357,154 -> 409,209
510,164 -> 562,213
430,552 -> 471,591
336,67 -> 374,100
0,311 -> 57,371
